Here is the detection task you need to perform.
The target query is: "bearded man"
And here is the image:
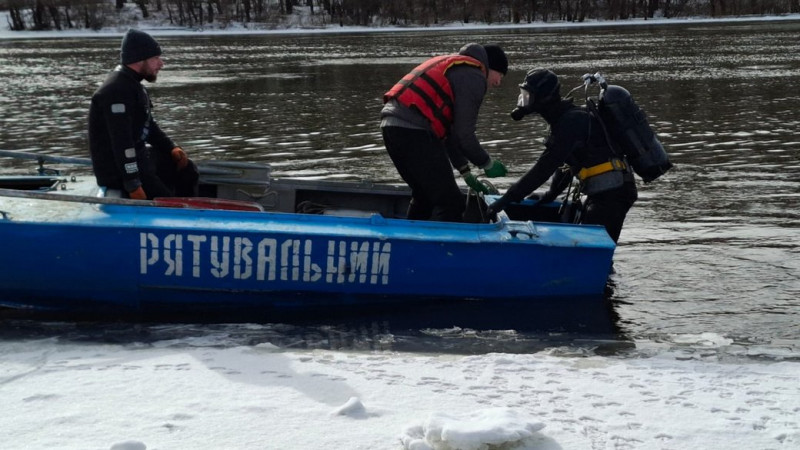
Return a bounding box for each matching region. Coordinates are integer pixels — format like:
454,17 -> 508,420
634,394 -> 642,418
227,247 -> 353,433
88,28 -> 198,200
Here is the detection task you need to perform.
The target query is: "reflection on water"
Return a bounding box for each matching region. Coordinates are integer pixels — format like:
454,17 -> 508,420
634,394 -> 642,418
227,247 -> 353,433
0,292 -> 626,355
1,20 -> 799,356
0,319 -> 623,356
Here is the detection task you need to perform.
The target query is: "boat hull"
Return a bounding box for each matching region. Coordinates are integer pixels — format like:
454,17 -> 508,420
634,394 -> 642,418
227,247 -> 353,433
0,203 -> 613,313
0,166 -> 616,326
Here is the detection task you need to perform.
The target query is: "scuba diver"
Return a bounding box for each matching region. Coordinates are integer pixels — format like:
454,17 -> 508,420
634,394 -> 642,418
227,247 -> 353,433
487,68 -> 638,243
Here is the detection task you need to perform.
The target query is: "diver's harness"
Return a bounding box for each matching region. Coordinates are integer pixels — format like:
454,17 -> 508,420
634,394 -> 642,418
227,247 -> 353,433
555,163 -> 583,224
563,73 -> 632,199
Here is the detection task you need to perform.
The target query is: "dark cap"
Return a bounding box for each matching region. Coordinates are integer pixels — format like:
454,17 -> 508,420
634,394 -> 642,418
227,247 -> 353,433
483,44 -> 508,75
120,29 -> 162,65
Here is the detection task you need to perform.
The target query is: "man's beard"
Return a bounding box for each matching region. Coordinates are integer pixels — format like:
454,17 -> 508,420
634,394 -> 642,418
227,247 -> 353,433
139,66 -> 158,83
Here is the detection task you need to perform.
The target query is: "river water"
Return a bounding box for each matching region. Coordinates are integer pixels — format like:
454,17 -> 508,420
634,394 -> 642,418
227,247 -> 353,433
1,20 -> 799,358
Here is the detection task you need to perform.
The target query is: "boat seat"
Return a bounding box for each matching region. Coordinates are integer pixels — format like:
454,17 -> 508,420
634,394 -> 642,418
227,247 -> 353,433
102,188 -> 263,212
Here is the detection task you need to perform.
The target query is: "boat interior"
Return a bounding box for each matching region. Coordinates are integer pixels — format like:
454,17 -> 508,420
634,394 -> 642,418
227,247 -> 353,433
0,160 -> 570,224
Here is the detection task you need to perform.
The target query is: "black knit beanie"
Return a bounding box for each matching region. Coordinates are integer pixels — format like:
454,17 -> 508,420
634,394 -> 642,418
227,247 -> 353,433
120,29 -> 162,65
483,44 -> 508,75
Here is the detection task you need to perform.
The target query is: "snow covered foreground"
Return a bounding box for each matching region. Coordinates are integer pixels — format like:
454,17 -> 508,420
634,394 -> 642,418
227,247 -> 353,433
2,336 -> 799,449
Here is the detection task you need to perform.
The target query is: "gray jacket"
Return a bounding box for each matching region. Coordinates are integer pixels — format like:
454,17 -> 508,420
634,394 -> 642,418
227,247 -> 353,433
381,43 -> 493,170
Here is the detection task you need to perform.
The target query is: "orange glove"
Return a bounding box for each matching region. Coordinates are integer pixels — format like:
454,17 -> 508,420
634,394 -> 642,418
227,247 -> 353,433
129,186 -> 147,200
171,146 -> 189,170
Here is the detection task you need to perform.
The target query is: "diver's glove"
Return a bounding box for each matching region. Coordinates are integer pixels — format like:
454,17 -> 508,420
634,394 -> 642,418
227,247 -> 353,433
510,106 -> 533,121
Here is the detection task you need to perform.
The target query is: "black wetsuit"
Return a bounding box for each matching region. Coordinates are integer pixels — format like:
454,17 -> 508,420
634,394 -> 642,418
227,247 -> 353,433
500,99 -> 637,242
88,65 -> 197,198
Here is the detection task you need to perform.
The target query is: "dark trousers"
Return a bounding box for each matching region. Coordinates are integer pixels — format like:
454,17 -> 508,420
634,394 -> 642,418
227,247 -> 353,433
582,182 -> 638,243
382,126 -> 464,222
136,148 -> 199,199
141,148 -> 195,198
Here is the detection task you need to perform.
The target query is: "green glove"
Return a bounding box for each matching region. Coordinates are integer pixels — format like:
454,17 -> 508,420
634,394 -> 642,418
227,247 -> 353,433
483,159 -> 507,178
462,171 -> 490,195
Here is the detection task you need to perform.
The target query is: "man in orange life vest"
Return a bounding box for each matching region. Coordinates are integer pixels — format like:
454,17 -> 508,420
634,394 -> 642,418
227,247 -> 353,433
381,43 -> 509,222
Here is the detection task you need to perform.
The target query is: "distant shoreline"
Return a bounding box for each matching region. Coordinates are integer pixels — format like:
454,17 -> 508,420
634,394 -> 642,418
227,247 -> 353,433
1,13 -> 799,39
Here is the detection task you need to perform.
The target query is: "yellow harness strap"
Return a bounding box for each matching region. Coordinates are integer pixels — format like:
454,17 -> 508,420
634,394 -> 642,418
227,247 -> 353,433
577,159 -> 627,181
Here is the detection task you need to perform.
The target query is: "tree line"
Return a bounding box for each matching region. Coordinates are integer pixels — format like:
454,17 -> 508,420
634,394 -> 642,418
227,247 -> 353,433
3,0 -> 799,31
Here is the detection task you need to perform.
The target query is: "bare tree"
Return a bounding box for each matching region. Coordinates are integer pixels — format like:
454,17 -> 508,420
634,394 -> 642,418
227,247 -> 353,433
2,0 -> 797,31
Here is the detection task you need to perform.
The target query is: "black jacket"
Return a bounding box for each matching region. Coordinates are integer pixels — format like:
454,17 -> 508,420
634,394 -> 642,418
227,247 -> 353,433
88,65 -> 176,192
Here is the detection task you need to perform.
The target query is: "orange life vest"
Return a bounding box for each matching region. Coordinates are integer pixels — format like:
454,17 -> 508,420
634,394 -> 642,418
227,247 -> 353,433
383,55 -> 485,139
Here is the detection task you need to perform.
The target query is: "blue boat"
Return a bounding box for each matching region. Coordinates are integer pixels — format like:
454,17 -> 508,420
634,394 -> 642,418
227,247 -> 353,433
0,153 -> 615,326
